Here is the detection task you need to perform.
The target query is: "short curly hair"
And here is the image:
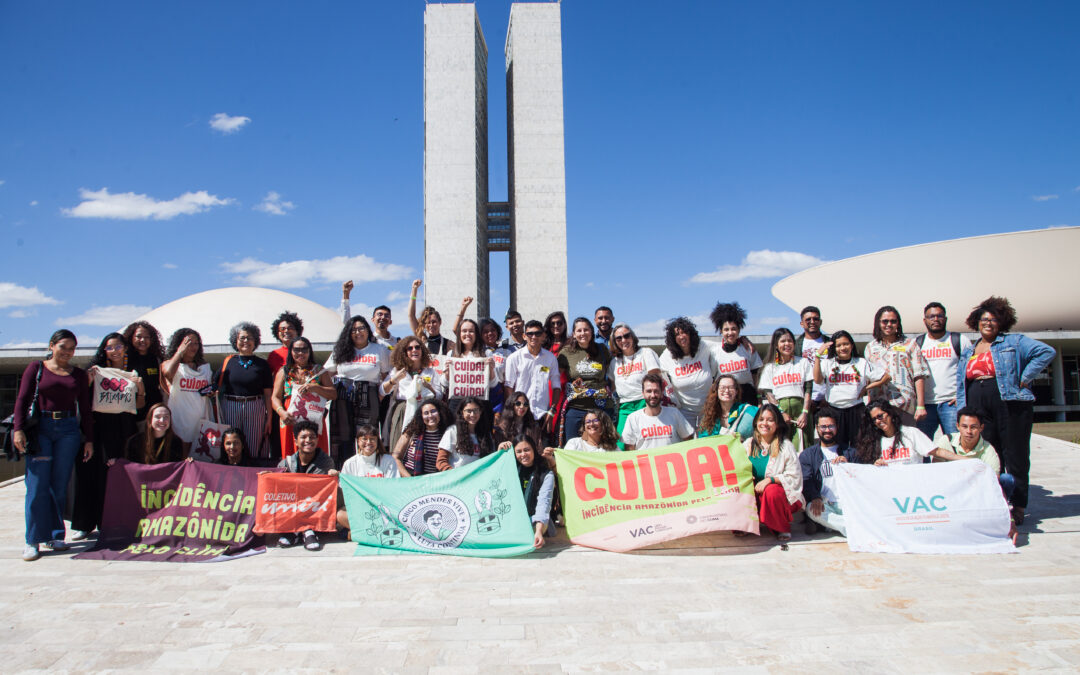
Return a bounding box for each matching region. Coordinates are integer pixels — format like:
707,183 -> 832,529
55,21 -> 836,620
229,321 -> 262,351
965,296 -> 1017,332
270,311 -> 303,344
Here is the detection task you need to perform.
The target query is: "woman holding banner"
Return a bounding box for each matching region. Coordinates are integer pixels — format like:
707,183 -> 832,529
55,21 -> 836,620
122,403 -> 186,465
479,318 -> 510,413
557,318 -> 612,445
436,397 -> 494,471
325,316 -> 390,469
162,328 -> 212,456
559,410 -> 618,454
697,375 -> 758,442
512,434 -> 555,549
218,427 -> 251,467
744,404 -> 803,545
272,337 -> 335,460
446,318 -> 497,415
73,333 -> 144,539
393,399 -> 454,476
609,323 -> 661,449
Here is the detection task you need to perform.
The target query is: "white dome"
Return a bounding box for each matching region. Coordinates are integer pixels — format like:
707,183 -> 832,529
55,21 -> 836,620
771,227 -> 1080,333
134,287 -> 342,347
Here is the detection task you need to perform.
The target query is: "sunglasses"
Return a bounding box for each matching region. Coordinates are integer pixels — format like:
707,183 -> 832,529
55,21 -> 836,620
525,331 -> 543,337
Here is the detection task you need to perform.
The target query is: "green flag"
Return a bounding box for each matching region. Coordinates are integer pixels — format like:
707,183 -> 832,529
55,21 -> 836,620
340,451 -> 535,557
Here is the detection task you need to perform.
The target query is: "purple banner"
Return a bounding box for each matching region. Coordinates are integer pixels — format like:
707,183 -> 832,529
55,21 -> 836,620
75,459 -> 271,562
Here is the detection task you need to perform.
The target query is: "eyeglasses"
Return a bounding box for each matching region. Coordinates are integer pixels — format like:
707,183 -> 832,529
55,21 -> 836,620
879,319 -> 899,325
979,316 -> 999,324
461,408 -> 481,416
278,326 -> 297,335
290,346 -> 309,353
236,335 -> 252,341
717,386 -> 737,393
803,316 -> 821,322
350,327 -> 368,333
105,344 -> 125,352
584,419 -> 601,427
525,331 -> 543,338
817,423 -> 837,430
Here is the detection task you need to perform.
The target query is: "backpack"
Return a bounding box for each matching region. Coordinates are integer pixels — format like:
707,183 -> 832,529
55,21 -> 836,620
915,332 -> 961,357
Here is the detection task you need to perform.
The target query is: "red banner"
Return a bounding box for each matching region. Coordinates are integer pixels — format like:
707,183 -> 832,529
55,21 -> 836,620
254,473 -> 338,534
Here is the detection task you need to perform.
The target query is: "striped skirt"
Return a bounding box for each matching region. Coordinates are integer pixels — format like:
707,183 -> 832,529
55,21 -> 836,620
220,396 -> 269,460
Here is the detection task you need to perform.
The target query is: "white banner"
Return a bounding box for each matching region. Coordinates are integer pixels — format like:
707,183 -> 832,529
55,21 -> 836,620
834,461 -> 1015,554
446,357 -> 489,400
92,367 -> 139,414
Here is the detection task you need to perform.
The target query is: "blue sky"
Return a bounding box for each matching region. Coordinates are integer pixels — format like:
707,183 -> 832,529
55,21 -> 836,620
1,1 -> 1077,346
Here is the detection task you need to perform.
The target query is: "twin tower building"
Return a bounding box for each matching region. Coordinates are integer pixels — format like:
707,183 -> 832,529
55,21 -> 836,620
423,2 -> 568,324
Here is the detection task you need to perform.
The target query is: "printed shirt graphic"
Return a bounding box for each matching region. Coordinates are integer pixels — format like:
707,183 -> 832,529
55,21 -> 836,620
710,342 -> 763,385
758,357 -> 813,400
622,406 -> 695,450
611,349 -> 661,402
819,357 -> 883,409
878,426 -> 935,466
921,333 -> 973,403
659,346 -> 717,415
865,338 -> 930,414
92,367 -> 139,414
325,343 -> 391,383
169,362 -> 212,443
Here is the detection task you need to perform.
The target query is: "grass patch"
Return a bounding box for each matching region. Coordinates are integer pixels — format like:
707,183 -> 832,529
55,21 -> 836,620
1033,422 -> 1080,445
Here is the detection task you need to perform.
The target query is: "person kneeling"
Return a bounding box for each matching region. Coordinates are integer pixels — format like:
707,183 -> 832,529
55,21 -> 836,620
509,435 -> 554,549
276,420 -> 334,551
744,404 -> 803,545
800,407 -> 858,537
336,424 -> 399,532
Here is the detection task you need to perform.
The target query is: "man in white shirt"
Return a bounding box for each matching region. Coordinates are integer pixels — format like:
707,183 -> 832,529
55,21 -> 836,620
622,373 -> 695,451
799,409 -> 857,536
915,302 -> 972,440
504,320 -> 561,421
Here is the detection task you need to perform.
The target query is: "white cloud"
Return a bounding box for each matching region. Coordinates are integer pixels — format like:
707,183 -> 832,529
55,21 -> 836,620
0,179 -> 5,186
209,112 -> 251,134
1032,194 -> 1058,202
55,304 -> 151,327
0,282 -> 60,309
687,250 -> 827,284
222,255 -> 414,289
62,187 -> 234,220
633,313 -> 713,338
162,262 -> 178,269
385,290 -> 407,302
2,340 -> 46,349
29,200 -> 38,206
254,191 -> 295,216
9,309 -> 36,318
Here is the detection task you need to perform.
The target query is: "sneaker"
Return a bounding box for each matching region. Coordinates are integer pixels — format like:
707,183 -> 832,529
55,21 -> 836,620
277,534 -> 296,548
70,530 -> 91,541
303,530 -> 321,551
44,539 -> 69,551
22,544 -> 40,562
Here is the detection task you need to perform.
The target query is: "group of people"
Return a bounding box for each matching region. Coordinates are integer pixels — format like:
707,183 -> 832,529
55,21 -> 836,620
11,279 -> 1054,560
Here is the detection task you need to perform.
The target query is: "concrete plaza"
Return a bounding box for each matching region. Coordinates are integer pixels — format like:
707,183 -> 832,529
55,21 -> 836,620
2,435 -> 1079,673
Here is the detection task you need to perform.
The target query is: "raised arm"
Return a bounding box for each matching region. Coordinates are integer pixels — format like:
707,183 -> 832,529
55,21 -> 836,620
408,279 -> 423,335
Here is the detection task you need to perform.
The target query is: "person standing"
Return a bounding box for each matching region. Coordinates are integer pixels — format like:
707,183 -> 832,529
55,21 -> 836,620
325,316 -> 390,468
593,306 -> 615,347
161,328 -> 212,455
955,296 -> 1054,525
12,330 -> 94,561
407,279 -> 453,358
272,337 -> 336,459
709,302 -> 763,404
609,323 -> 661,448
756,328 -> 814,449
219,322 -> 274,464
381,335 -> 446,447
504,320 -> 563,427
501,310 -> 527,353
794,306 -> 827,418
339,280 -> 399,349
557,318 -> 612,444
266,311 -> 304,375
622,374 -> 695,451
864,306 -> 930,425
812,330 -> 890,448
658,317 -> 718,428
915,302 -> 972,440
122,321 -> 164,431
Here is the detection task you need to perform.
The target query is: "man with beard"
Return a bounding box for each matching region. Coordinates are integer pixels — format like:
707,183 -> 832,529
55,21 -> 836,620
622,373 -> 694,451
593,306 -> 615,347
800,408 -> 858,536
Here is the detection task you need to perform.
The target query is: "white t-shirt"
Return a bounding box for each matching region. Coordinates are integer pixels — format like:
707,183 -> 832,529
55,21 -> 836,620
758,357 -> 814,401
610,349 -> 661,402
659,346 -> 718,416
169,363 -> 212,443
564,436 -> 613,453
800,335 -> 827,402
710,342 -> 763,385
920,333 -> 973,404
324,343 -> 391,383
438,427 -> 482,469
485,346 -> 511,385
374,334 -> 399,351
622,406 -> 695,450
504,348 -> 561,420
818,357 -> 884,409
819,445 -> 840,503
383,367 -> 445,401
879,426 -> 935,466
340,453 -> 399,478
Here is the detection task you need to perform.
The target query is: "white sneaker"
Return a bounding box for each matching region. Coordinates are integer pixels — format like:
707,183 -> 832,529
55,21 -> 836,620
22,544 -> 40,561
44,539 -> 69,551
70,530 -> 90,541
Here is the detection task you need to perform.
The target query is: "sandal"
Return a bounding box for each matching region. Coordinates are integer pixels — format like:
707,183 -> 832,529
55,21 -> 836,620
277,534 -> 296,548
303,530 -> 321,551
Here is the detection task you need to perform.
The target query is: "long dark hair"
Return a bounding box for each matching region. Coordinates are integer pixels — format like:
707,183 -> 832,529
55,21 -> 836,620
826,330 -> 861,360
90,332 -> 128,369
217,427 -> 249,465
123,321 -> 164,361
455,396 -> 493,457
332,316 -> 374,366
872,305 -> 905,342
166,328 -> 206,366
139,403 -> 177,464
454,318 -> 485,357
402,398 -> 454,440
763,327 -> 796,366
854,400 -> 904,464
513,433 -> 551,516
749,403 -> 789,458
543,311 -> 568,350
285,336 -> 316,372
565,317 -> 599,358
497,392 -> 543,448
664,317 -> 701,359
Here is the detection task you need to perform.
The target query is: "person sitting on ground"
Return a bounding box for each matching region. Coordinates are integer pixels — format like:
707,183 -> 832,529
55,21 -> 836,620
336,424 -> 399,532
622,373 -> 695,451
120,403 -> 186,465
855,400 -> 967,467
510,434 -> 555,549
799,407 -> 858,537
436,397 -> 494,470
276,420 -> 334,551
743,404 -> 803,545
697,374 -> 758,442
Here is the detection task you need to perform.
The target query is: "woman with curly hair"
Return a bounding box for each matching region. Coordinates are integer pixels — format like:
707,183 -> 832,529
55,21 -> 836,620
406,279 -> 453,359
757,328 -> 813,448
955,296 -> 1054,525
480,317 -> 511,413
609,322 -> 661,449
709,302 -> 763,403
325,315 -> 391,468
381,335 -> 446,447
436,397 -> 494,470
561,410 -> 619,453
219,322 -> 274,463
864,306 -> 930,425
658,317 -> 719,428
855,400 -> 964,467
698,374 -> 758,442
122,320 -> 164,429
392,398 -> 454,476
162,328 -> 212,454
267,311 -> 304,375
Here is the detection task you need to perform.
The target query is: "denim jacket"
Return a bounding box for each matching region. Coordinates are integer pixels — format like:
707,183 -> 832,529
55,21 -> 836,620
955,333 -> 1055,407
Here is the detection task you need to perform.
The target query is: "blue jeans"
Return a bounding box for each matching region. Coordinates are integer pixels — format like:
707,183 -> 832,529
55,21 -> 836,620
916,401 -> 958,439
24,416 -> 82,545
999,473 -> 1016,500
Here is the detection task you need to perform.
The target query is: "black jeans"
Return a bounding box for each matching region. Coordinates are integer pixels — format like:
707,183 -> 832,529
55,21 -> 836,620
966,378 -> 1034,508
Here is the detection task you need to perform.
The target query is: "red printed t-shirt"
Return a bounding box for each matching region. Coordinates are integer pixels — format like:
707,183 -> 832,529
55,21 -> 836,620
710,342 -> 763,385
818,357 -> 884,409
659,346 -> 718,417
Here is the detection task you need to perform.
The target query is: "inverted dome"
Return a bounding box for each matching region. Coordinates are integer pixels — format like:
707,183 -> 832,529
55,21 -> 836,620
772,227 -> 1080,333
134,287 -> 342,346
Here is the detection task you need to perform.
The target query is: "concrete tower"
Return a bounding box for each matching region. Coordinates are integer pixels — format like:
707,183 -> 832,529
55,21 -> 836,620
423,2 -> 567,325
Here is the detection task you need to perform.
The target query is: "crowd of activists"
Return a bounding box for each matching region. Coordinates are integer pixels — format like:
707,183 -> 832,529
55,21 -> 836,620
10,278 -> 1054,560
